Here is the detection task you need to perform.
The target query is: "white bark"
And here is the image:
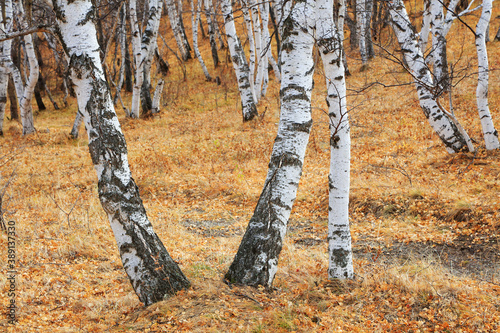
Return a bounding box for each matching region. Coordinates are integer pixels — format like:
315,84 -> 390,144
225,0 -> 315,286
164,0 -> 192,61
356,0 -> 368,66
221,0 -> 258,121
429,0 -> 449,91
420,0 -> 431,53
6,0 -> 37,135
192,0 -> 212,80
250,0 -> 264,100
152,79 -> 164,113
475,0 -> 499,149
50,0 -> 190,305
129,0 -> 143,118
387,0 -> 470,153
204,0 -> 220,68
241,0 -> 257,101
130,0 -> 163,118
316,0 -> 353,280
259,2 -> 270,98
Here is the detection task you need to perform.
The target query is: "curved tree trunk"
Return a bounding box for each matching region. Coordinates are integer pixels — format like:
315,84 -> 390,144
192,0 -> 212,80
387,0 -> 470,153
52,0 -> 190,306
221,0 -> 258,122
224,0 -> 315,287
317,0 -> 353,279
475,0 -> 499,149
165,0 -> 192,61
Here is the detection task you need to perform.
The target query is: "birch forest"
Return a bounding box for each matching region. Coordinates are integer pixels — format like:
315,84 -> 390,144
1,0 -> 500,331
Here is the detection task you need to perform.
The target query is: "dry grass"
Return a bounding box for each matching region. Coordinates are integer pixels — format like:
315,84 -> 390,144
1,3 -> 500,332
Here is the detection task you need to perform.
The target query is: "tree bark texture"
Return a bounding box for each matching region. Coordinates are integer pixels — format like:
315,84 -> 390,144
51,0 -> 190,305
224,0 -> 315,287
221,0 -> 258,121
164,0 -> 192,61
317,0 -> 353,279
387,0 -> 469,153
475,0 -> 499,149
192,0 -> 212,80
429,0 -> 449,92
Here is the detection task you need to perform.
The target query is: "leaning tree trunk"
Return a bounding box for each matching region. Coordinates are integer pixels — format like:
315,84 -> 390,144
387,0 -> 470,153
51,0 -> 190,306
317,0 -> 353,279
224,0 -> 315,287
475,0 -> 499,149
192,0 -> 212,80
221,0 -> 258,122
429,0 -> 449,92
164,0 -> 192,61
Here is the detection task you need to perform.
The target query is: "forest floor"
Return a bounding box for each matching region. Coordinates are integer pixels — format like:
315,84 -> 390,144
2,5 -> 500,333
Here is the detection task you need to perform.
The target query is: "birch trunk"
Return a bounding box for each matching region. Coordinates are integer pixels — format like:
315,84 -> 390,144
204,0 -> 220,68
420,0 -> 431,56
249,0 -> 264,100
221,0 -> 258,121
429,0 -> 449,92
51,0 -> 190,305
224,0 -> 315,286
152,79 -> 164,113
192,0 -> 212,80
164,0 -> 192,61
475,0 -> 499,149
130,0 -> 163,118
241,0 -> 257,100
129,0 -> 143,118
317,0 -> 353,279
259,2 -> 270,98
356,0 -> 368,67
11,0 -> 38,135
387,0 -> 469,153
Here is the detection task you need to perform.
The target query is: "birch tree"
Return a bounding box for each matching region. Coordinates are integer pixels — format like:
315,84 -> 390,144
48,0 -> 190,305
475,0 -> 499,149
386,0 -> 472,153
130,0 -> 163,118
164,0 -> 192,61
221,0 -> 258,121
429,0 -> 449,92
191,0 -> 212,80
317,0 -> 353,279
224,0 -> 316,286
2,0 -> 37,135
